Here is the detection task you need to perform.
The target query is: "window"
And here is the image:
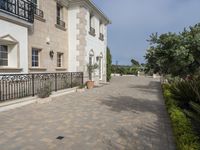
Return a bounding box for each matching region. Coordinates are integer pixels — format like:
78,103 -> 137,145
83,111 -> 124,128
89,14 -> 92,28
89,14 -> 95,36
57,53 -> 63,67
56,3 -> 65,28
32,48 -> 40,67
0,45 -> 8,66
99,22 -> 104,41
57,3 -> 63,22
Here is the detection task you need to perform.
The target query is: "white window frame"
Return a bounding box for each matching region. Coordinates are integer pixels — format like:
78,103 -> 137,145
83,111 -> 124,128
32,48 -> 41,67
0,45 -> 8,66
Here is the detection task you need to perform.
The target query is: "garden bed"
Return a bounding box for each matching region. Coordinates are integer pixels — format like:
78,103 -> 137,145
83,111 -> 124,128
162,84 -> 200,150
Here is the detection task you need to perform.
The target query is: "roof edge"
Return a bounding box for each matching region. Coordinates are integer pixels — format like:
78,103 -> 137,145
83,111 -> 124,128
68,0 -> 111,25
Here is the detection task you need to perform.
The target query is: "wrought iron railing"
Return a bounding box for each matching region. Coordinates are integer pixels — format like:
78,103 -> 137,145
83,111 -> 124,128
57,17 -> 65,28
0,0 -> 34,23
0,72 -> 83,101
89,27 -> 96,36
34,7 -> 43,18
99,33 -> 104,41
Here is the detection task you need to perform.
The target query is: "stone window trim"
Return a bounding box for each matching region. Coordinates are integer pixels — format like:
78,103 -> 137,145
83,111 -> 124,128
0,68 -> 22,72
55,68 -> 67,71
35,15 -> 46,22
29,67 -> 47,71
0,35 -> 20,69
31,47 -> 42,68
57,52 -> 63,68
56,2 -> 66,30
0,45 -> 8,66
55,24 -> 67,31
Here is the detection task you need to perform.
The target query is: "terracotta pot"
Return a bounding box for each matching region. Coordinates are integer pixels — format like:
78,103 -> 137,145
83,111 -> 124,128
86,81 -> 95,89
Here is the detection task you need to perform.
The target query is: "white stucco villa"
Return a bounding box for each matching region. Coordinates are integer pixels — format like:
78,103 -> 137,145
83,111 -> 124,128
0,0 -> 111,84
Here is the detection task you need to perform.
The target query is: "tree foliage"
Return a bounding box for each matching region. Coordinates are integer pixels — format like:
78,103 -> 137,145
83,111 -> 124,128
106,47 -> 112,81
131,58 -> 140,67
145,23 -> 200,77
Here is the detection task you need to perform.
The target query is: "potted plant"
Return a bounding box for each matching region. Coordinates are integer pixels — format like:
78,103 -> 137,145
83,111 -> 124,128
76,84 -> 86,92
86,63 -> 98,89
37,83 -> 52,104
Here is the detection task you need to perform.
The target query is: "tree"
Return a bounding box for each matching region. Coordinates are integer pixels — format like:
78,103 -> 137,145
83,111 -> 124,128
106,47 -> 112,81
131,59 -> 140,67
145,23 -> 200,77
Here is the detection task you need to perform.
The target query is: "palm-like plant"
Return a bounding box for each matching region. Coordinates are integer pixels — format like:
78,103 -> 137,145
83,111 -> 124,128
87,63 -> 98,80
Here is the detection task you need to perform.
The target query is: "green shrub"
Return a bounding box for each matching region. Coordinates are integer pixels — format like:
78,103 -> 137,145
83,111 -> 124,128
170,80 -> 197,108
106,47 -> 112,82
162,84 -> 200,150
78,84 -> 86,89
37,84 -> 52,98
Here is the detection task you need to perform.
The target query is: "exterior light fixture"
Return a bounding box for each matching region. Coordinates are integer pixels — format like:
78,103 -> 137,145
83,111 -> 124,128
46,37 -> 50,45
49,50 -> 54,58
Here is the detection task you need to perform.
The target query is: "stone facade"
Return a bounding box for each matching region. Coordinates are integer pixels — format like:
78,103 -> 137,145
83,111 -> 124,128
28,0 -> 68,73
67,1 -> 110,84
0,0 -> 110,83
76,6 -> 87,75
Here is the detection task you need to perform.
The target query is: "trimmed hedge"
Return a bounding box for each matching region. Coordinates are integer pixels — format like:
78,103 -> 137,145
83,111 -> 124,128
162,84 -> 200,150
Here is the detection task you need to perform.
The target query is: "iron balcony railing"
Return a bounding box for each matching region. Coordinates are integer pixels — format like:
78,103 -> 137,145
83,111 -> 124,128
57,17 -> 65,28
0,0 -> 34,23
89,27 -> 96,36
99,33 -> 104,41
28,1 -> 44,18
34,7 -> 43,18
0,72 -> 83,101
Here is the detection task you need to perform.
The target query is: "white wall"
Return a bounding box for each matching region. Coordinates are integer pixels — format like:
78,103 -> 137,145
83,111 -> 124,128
67,7 -> 80,72
0,19 -> 28,73
85,10 -> 107,79
67,6 -> 108,82
8,44 -> 18,67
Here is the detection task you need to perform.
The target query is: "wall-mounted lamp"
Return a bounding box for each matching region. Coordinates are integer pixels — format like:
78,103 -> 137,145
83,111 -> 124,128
46,37 -> 50,45
49,50 -> 54,58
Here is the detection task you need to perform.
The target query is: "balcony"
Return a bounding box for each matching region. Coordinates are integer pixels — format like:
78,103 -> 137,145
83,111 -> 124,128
89,27 -> 96,36
0,0 -> 34,23
56,17 -> 65,28
34,7 -> 44,19
99,33 -> 104,41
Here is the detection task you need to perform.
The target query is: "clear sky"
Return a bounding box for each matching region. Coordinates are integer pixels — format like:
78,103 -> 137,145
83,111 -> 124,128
92,0 -> 200,65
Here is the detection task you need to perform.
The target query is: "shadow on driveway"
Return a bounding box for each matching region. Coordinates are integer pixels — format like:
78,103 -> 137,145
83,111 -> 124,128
101,96 -> 166,115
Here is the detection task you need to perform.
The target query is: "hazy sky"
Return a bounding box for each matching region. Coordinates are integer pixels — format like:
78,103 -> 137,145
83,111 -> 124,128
93,0 -> 200,65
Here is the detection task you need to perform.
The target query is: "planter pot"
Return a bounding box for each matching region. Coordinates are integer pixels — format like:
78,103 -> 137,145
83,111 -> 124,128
86,81 -> 95,89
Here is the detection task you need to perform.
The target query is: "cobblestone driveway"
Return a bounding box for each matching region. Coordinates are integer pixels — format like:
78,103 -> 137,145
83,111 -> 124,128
0,76 -> 175,150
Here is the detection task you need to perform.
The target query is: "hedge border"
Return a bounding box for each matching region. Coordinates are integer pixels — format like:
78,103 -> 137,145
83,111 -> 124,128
162,84 -> 200,150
